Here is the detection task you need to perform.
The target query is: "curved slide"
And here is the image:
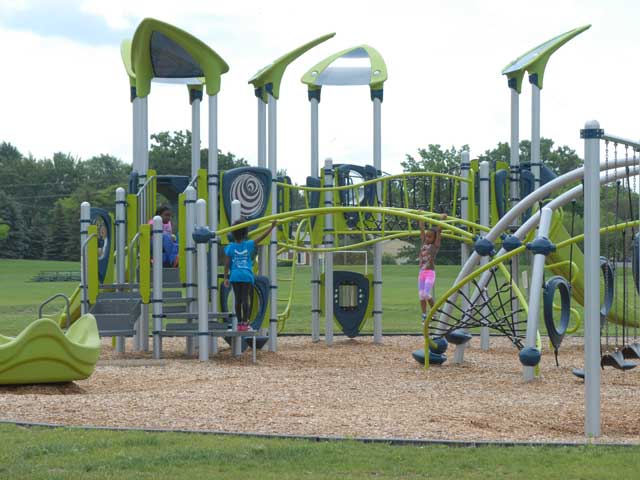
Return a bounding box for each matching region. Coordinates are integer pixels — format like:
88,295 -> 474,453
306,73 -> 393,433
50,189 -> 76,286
546,209 -> 637,328
0,314 -> 101,384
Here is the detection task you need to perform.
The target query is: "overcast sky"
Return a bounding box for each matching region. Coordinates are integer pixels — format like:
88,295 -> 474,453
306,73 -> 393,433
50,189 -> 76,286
0,0 -> 638,182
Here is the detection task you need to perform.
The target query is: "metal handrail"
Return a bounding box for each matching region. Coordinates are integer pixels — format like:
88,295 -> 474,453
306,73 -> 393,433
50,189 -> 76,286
602,133 -> 640,152
136,175 -> 156,227
128,231 -> 142,286
39,293 -> 71,329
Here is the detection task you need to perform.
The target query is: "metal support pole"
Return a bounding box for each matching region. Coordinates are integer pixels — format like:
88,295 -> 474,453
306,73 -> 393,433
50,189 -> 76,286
531,81 -> 541,190
523,207 -> 553,381
139,96 -> 149,190
583,119 -> 601,437
152,216 -> 163,359
373,97 -> 383,344
453,151 -> 471,364
324,158 -> 334,346
80,202 -> 91,315
509,85 -> 521,364
230,199 -> 242,357
191,98 -> 201,180
196,199 -> 210,361
258,97 -> 268,277
310,96 -> 321,342
208,94 -> 219,321
115,188 -> 126,353
267,92 -> 278,352
185,187 -> 196,356
510,87 -> 520,207
479,161 -> 490,350
132,97 -> 141,178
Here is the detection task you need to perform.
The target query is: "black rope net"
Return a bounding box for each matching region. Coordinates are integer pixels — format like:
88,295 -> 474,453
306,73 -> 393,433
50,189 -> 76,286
429,264 -> 527,349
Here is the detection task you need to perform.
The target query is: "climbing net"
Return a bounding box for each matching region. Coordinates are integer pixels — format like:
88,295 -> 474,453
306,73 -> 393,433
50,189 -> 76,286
430,260 -> 527,349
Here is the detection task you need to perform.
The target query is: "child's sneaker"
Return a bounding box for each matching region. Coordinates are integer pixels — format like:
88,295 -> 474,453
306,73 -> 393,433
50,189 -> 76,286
421,313 -> 427,325
238,323 -> 249,332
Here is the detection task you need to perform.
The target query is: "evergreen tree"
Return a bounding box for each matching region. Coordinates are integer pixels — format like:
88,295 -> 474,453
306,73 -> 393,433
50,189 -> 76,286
0,190 -> 28,258
45,203 -> 71,260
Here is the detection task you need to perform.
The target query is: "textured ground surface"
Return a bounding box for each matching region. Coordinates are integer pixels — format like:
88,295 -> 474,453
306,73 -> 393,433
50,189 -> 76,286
1,336 -> 639,444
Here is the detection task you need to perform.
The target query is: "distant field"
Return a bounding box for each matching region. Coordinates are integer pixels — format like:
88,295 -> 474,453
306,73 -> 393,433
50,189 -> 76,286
0,259 -> 448,336
2,257 -> 633,338
0,259 -> 79,335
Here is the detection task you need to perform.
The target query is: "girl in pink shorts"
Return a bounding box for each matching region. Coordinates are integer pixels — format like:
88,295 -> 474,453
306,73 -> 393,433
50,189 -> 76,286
418,213 -> 446,324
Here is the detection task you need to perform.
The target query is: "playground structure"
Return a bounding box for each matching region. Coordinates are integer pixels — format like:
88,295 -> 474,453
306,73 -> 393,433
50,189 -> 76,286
0,18 -> 632,439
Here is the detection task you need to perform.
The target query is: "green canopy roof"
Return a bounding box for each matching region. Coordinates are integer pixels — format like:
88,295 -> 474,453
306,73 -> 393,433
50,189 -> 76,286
249,33 -> 335,102
301,45 -> 387,91
502,24 -> 591,92
120,39 -> 135,88
131,18 -> 229,98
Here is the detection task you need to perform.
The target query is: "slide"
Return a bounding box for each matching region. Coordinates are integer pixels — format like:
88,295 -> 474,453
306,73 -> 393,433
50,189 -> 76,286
57,285 -> 82,328
0,314 -> 101,384
547,208 -> 639,328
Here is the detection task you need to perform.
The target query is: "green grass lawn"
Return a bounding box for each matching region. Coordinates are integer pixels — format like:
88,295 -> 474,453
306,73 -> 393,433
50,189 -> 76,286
0,424 -> 639,480
0,259 -> 461,336
1,258 -> 635,340
0,259 -> 79,336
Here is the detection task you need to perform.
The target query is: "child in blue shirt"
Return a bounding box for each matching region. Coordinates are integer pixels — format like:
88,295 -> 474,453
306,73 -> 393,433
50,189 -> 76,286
223,219 -> 277,331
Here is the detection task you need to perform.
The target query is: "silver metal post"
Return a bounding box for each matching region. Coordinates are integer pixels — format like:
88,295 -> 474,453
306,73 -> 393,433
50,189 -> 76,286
132,97 -> 141,177
523,207 -> 553,381
531,83 -> 541,190
324,158 -> 334,346
196,199 -> 210,361
152,216 -> 163,359
310,96 -> 321,342
115,188 -> 126,353
509,86 -> 521,364
139,96 -> 149,190
80,202 -> 91,315
267,93 -> 278,352
510,87 -> 520,207
479,161 -> 490,350
583,120 -> 601,437
258,97 -> 268,277
373,97 -> 383,344
230,199 -> 242,357
208,94 -> 219,318
191,97 -> 201,180
185,187 -> 197,356
453,151 -> 471,364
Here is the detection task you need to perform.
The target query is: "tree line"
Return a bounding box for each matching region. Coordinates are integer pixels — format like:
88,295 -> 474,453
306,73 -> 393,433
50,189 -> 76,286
0,131 -> 247,261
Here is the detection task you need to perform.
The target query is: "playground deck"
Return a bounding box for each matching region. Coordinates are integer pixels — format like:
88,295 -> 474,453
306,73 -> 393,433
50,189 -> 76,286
1,336 -> 638,444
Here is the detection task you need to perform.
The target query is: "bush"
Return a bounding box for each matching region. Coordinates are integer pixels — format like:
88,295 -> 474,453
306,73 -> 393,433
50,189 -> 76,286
382,253 -> 396,265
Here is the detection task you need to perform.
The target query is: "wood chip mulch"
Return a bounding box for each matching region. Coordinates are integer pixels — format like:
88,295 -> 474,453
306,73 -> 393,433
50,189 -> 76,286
1,336 -> 639,444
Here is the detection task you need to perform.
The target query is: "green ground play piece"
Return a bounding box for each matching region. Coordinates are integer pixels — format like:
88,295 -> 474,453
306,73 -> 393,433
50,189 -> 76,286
0,314 -> 101,385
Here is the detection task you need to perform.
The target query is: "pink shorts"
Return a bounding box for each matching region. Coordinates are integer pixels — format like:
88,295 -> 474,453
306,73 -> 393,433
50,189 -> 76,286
418,269 -> 436,301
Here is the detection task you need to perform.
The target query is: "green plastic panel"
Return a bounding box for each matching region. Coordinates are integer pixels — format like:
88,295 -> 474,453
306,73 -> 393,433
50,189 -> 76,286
249,33 -> 335,101
120,39 -> 136,87
131,18 -> 229,97
301,45 -> 387,91
502,25 -> 591,92
0,315 -> 101,385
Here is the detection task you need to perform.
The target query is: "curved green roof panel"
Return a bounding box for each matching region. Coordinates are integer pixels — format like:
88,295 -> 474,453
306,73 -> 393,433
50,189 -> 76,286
120,39 -> 136,87
301,45 -> 387,91
502,24 -> 591,92
131,18 -> 229,98
249,32 -> 336,102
